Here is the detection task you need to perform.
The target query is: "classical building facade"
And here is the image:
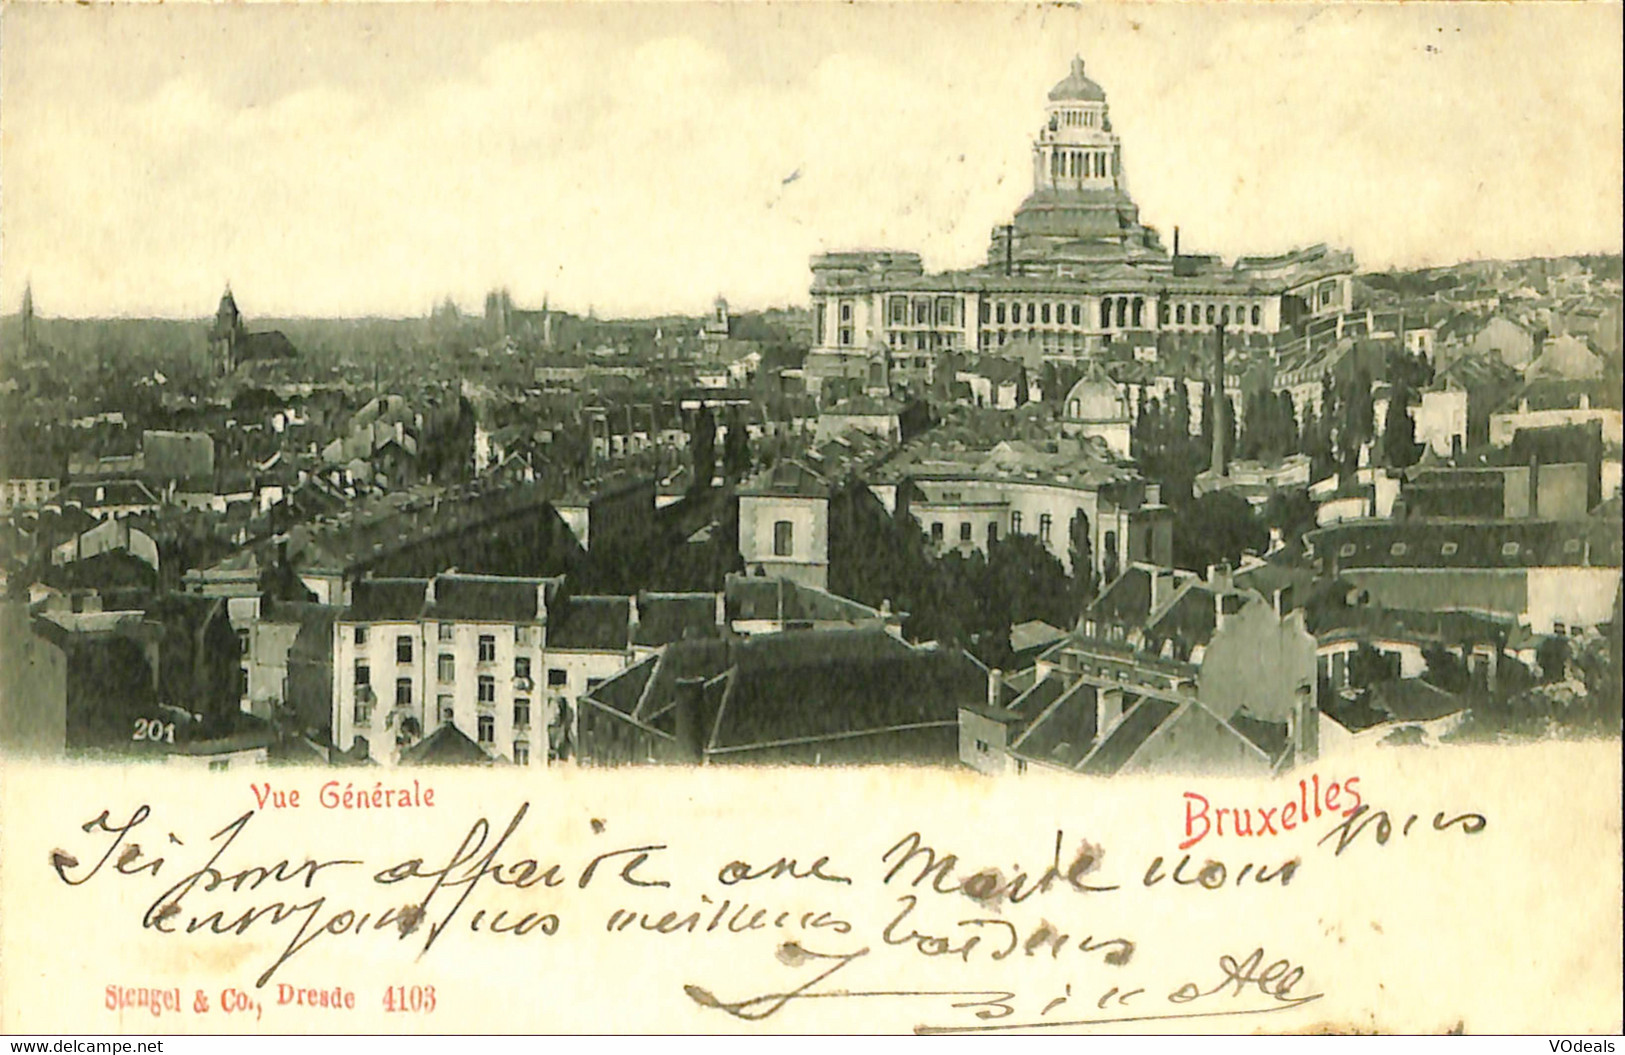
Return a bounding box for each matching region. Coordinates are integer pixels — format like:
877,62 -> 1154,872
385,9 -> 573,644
805,58 -> 1356,396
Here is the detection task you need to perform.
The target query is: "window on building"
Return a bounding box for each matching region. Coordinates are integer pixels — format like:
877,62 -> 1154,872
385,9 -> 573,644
514,698 -> 531,727
548,668 -> 567,687
1338,543 -> 1358,558
438,654 -> 455,682
980,301 -> 991,324
1039,513 -> 1053,543
960,521 -> 973,542
987,522 -> 999,547
477,715 -> 494,744
354,700 -> 371,724
354,626 -> 368,645
478,635 -> 496,663
515,656 -> 531,680
889,296 -> 907,325
1132,299 -> 1144,328
354,662 -> 370,687
1441,541 -> 1459,556
395,678 -> 412,706
396,635 -> 412,664
840,301 -> 852,322
478,675 -> 496,704
1026,303 -> 1036,324
1501,541 -> 1521,557
996,303 -> 1006,324
839,328 -> 852,347
1070,304 -> 1081,326
1206,305 -> 1216,325
438,622 -> 454,642
773,520 -> 794,556
1041,303 -> 1051,324
514,741 -> 530,765
1011,511 -> 1023,534
1390,543 -> 1408,557
1251,305 -> 1262,327
931,522 -> 945,544
438,694 -> 454,722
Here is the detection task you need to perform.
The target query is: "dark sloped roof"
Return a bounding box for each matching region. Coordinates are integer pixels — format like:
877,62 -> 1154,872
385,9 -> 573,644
346,578 -> 430,621
400,724 -> 494,766
707,641 -> 983,751
725,576 -> 882,624
1092,566 -> 1154,626
1227,714 -> 1290,759
633,594 -> 719,647
547,595 -> 631,651
1011,678 -> 1099,767
1078,697 -> 1179,774
587,653 -> 659,716
739,459 -> 828,498
1366,679 -> 1467,723
428,575 -> 551,623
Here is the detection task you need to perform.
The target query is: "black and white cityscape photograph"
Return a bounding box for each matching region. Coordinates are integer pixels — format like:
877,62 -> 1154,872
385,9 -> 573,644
2,1 -> 1621,778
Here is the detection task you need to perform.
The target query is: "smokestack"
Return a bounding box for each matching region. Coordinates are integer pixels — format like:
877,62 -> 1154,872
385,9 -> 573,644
1173,226 -> 1181,258
1211,322 -> 1229,478
1004,224 -> 1014,276
673,677 -> 707,762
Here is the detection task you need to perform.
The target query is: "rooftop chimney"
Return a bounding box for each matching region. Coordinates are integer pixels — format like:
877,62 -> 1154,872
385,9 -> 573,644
424,577 -> 437,606
987,668 -> 1003,710
1096,683 -> 1126,739
1173,226 -> 1181,257
1527,453 -> 1540,520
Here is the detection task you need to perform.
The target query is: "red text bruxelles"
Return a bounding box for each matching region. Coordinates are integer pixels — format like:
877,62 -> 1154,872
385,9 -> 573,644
1180,774 -> 1362,850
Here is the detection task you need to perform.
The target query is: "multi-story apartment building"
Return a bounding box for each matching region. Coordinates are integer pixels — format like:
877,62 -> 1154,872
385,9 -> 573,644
330,572 -> 900,765
332,574 -> 634,767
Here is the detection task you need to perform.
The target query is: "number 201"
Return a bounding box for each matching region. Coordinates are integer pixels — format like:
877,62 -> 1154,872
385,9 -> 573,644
132,719 -> 176,743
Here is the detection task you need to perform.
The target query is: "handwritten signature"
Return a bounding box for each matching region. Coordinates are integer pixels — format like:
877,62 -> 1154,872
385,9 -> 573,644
685,942 -> 1323,1033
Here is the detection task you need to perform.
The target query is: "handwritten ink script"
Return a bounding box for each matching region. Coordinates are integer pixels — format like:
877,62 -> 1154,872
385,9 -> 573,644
32,771 -> 1500,1034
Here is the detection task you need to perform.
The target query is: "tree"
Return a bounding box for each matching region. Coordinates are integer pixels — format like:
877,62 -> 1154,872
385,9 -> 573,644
1536,635 -> 1570,684
1262,486 -> 1317,550
1172,490 -> 1267,572
1348,643 -> 1397,690
689,405 -> 716,493
1067,509 -> 1097,617
721,410 -> 752,480
1382,383 -> 1424,469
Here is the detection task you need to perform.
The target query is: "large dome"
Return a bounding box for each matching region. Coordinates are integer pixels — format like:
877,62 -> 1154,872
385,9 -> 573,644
1048,56 -> 1106,102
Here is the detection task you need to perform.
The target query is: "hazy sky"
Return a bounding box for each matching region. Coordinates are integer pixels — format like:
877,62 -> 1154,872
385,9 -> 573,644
3,3 -> 1621,320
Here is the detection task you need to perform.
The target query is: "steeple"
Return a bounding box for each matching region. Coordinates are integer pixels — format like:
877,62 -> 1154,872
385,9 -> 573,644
20,281 -> 35,355
210,285 -> 246,373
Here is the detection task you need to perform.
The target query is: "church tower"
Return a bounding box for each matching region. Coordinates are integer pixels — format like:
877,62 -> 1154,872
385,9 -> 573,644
210,287 -> 246,374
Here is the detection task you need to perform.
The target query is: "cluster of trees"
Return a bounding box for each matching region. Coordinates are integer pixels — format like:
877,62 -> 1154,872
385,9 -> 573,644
685,406 -> 755,493
828,483 -> 1098,668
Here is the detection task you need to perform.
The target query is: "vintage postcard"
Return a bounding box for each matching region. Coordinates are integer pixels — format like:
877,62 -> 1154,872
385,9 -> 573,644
1,0 -> 1621,1038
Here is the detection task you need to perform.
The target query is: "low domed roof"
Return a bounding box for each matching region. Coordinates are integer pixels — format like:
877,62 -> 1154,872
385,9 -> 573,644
1063,372 -> 1128,421
1049,57 -> 1106,103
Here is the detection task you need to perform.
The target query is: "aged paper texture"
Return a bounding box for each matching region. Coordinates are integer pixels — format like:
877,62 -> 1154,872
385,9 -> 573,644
1,0 -> 1622,1036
